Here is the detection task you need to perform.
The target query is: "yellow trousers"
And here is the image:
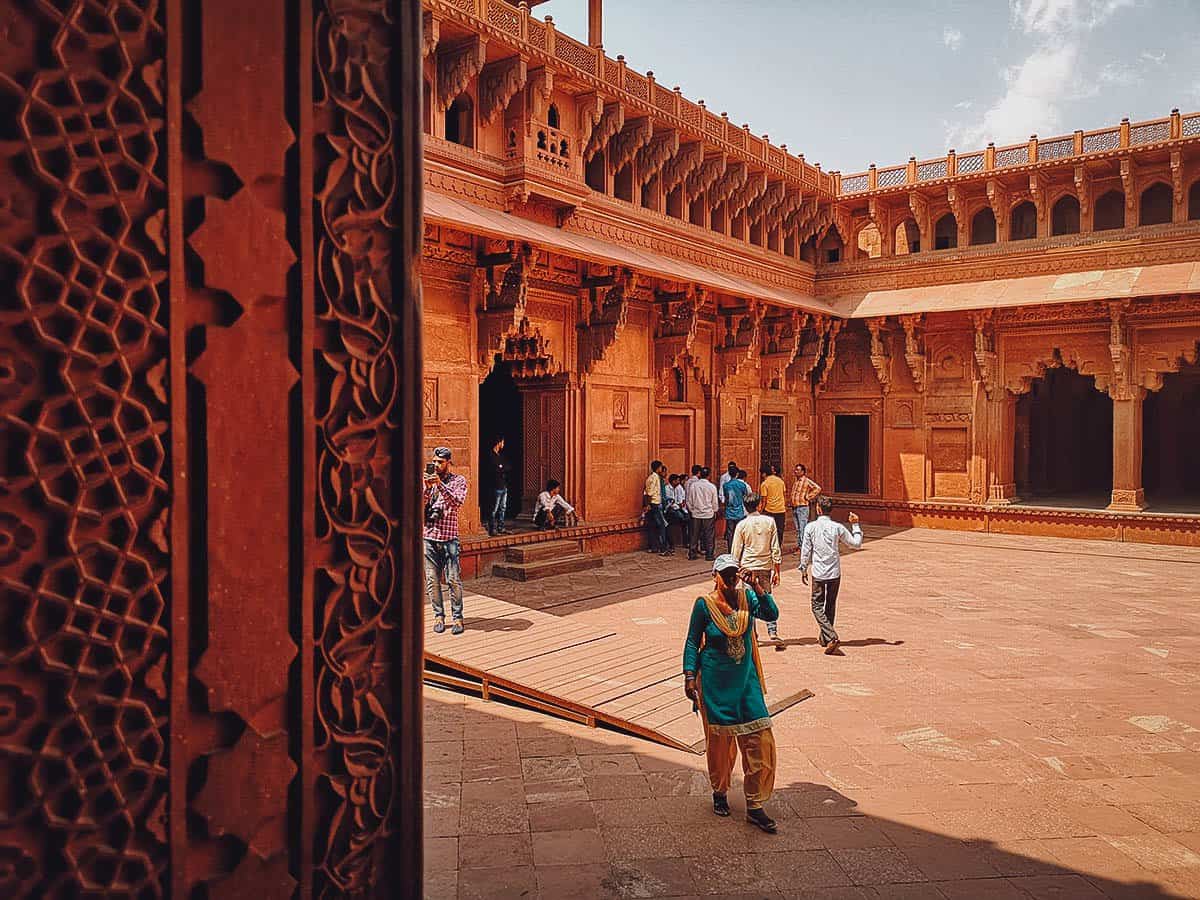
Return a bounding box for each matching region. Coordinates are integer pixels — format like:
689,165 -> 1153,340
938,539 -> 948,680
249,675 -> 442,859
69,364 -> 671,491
704,726 -> 776,809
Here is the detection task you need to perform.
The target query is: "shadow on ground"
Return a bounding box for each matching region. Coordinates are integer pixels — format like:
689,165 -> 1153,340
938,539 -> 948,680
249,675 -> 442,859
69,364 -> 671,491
423,692 -> 1192,899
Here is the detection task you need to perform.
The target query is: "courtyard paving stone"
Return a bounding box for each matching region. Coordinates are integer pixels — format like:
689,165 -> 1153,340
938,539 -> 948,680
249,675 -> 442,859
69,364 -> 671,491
424,527 -> 1200,898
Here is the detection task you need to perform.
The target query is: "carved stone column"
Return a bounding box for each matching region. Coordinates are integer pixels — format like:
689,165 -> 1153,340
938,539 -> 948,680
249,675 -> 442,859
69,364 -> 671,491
985,393 -> 1019,504
1109,389 -> 1147,511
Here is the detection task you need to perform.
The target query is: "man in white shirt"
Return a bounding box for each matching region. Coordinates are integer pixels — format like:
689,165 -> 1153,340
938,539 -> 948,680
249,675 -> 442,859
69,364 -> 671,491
534,479 -> 576,529
799,495 -> 863,656
730,493 -> 783,645
685,466 -> 720,560
718,460 -> 737,494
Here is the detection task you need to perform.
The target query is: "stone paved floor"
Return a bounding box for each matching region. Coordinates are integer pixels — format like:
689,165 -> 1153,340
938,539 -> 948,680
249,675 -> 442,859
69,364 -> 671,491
425,527 -> 1200,899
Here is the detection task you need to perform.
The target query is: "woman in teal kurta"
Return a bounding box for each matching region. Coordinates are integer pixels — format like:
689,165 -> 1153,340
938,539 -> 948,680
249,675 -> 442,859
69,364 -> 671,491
683,554 -> 780,833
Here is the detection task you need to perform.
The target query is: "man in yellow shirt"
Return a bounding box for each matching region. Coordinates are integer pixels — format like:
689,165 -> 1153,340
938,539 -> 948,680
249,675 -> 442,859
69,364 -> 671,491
759,465 -> 787,548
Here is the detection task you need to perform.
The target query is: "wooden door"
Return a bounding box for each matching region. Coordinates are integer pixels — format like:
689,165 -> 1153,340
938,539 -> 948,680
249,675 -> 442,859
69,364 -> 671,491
659,413 -> 691,475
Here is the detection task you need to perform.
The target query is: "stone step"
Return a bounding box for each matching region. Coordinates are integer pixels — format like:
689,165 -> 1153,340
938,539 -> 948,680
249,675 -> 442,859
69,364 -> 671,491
504,539 -> 582,563
492,553 -> 604,582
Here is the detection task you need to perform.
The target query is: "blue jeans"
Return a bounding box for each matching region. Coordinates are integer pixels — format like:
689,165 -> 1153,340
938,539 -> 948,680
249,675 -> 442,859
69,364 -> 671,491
648,505 -> 668,551
725,516 -> 744,553
424,538 -> 463,621
489,488 -> 507,533
792,506 -> 810,549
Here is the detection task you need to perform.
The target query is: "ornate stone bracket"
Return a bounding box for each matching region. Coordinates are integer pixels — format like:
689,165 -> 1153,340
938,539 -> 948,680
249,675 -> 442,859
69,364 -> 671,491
1103,300 -> 1136,400
908,191 -> 930,251
761,310 -> 808,388
477,243 -> 550,377
1074,164 -> 1092,223
866,317 -> 893,393
1171,149 -> 1185,221
898,313 -> 926,392
524,66 -> 554,130
437,35 -> 486,111
746,181 -> 785,226
770,191 -> 804,236
867,198 -> 895,256
422,11 -> 440,59
578,266 -> 636,375
585,101 -> 623,161
815,318 -> 844,394
660,142 -> 702,196
1120,157 -> 1137,212
1028,173 -> 1047,237
947,184 -> 969,246
986,178 -> 1010,240
654,286 -> 708,398
970,309 -> 1000,399
576,91 -> 604,150
727,170 -> 767,219
797,202 -> 829,244
789,314 -> 829,391
479,56 -> 526,126
685,152 -> 726,201
716,301 -> 764,385
607,117 -> 652,174
709,161 -> 748,208
635,130 -> 679,189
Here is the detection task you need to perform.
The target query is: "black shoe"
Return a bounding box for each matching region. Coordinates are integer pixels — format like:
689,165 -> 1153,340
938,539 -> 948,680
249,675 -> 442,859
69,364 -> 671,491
747,807 -> 777,833
713,793 -> 730,817
687,552 -> 697,560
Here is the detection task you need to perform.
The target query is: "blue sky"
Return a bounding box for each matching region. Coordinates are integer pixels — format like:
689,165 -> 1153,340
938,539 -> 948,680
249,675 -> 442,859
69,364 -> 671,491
536,0 -> 1200,173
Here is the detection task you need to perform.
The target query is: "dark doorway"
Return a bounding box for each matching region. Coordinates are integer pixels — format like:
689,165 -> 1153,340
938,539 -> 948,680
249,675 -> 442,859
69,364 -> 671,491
760,414 -> 783,475
834,414 -> 870,494
1143,364 -> 1200,510
1015,367 -> 1112,506
479,359 -> 524,522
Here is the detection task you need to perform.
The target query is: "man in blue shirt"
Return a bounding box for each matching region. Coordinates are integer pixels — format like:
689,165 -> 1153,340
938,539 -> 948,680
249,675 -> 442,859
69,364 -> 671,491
722,468 -> 750,553
799,495 -> 864,656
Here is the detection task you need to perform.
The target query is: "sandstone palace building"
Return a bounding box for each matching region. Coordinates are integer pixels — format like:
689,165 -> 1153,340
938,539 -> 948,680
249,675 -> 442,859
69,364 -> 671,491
421,0 -> 1200,569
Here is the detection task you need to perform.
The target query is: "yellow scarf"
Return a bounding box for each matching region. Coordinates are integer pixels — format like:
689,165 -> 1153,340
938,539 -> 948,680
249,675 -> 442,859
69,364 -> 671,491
701,588 -> 767,696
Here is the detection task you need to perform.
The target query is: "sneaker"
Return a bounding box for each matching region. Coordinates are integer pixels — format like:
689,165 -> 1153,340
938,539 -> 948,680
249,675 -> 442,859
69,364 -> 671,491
712,792 -> 730,817
773,636 -> 786,652
824,640 -> 842,655
747,807 -> 777,833
433,617 -> 446,634
451,620 -> 465,635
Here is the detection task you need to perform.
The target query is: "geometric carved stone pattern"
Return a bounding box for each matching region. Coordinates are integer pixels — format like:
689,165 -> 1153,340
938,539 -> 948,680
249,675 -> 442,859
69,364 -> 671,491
0,1 -> 170,895
314,1 -> 400,894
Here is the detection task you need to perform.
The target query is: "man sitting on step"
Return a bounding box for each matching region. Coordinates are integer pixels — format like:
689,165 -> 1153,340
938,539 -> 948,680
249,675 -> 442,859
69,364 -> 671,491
534,479 -> 579,529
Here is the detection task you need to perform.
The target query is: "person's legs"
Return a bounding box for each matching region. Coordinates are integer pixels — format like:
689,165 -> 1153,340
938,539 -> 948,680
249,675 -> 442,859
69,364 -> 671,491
689,516 -> 701,557
738,728 -> 777,810
811,578 -> 839,646
725,518 -> 741,553
424,540 -> 445,620
772,513 -> 787,547
749,571 -> 780,640
824,576 -> 840,630
793,506 -> 809,551
445,539 -> 464,625
490,488 -> 507,533
705,731 -> 737,797
652,506 -> 669,553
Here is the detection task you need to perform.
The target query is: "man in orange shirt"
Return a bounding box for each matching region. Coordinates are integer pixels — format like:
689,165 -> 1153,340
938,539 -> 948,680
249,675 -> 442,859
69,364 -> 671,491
789,463 -> 821,554
759,465 -> 787,546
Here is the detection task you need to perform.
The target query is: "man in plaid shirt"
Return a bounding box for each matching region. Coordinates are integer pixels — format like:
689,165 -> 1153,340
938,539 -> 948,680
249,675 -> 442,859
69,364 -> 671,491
424,446 -> 469,634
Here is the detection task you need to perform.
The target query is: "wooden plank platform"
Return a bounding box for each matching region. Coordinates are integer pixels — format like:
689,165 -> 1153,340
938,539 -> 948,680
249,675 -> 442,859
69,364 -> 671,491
424,594 -> 812,753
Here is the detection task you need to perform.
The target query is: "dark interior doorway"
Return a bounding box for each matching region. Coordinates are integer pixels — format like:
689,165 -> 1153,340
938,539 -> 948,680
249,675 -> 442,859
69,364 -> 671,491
834,414 -> 870,494
760,414 -> 783,475
479,359 -> 524,522
1015,366 -> 1112,505
1143,365 -> 1200,510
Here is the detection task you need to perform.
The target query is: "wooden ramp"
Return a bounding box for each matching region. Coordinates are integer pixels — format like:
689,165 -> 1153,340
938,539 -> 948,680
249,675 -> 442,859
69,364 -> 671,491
424,594 -> 812,753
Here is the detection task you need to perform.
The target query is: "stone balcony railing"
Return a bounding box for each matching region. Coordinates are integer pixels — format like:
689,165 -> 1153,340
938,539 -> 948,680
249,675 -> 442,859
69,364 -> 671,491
835,110 -> 1200,197
815,219 -> 1200,283
426,0 -> 834,197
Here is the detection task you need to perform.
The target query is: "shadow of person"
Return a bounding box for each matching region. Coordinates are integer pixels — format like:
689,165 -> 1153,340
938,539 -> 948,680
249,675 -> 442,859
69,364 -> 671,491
460,617 -> 534,633
757,637 -> 904,649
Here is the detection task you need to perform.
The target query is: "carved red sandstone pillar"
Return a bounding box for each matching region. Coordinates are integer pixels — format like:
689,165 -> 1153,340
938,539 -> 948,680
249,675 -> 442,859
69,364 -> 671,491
1108,389 -> 1147,511
985,393 -> 1019,504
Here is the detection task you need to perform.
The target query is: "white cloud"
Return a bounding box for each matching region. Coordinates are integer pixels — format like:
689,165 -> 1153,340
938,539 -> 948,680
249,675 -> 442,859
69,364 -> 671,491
943,26 -> 964,51
947,0 -> 1141,149
1140,50 -> 1166,65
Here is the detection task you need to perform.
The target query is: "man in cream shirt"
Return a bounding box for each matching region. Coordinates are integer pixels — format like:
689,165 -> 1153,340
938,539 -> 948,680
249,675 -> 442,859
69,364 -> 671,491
730,493 -> 784,647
